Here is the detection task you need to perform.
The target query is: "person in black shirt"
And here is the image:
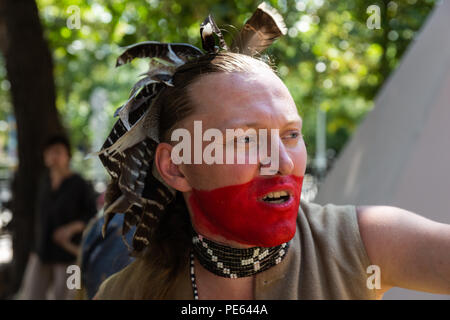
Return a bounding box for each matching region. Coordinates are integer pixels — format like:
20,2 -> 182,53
18,135 -> 97,299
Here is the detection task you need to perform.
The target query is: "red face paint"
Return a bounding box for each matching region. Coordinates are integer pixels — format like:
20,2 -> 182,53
188,174 -> 303,247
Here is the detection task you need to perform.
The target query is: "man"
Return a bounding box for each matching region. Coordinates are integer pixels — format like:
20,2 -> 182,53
93,4 -> 450,299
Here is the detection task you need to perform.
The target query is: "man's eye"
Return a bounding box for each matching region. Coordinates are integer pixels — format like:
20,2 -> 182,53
236,136 -> 256,144
283,131 -> 302,140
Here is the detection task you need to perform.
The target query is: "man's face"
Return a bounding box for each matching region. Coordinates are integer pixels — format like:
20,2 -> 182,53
43,143 -> 70,170
171,68 -> 307,246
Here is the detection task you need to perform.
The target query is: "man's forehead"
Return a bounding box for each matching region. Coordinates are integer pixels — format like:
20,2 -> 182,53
189,70 -> 293,111
193,69 -> 282,89
182,69 -> 301,133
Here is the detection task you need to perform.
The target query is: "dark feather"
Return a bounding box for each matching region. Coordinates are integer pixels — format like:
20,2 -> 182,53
122,204 -> 142,236
200,14 -> 229,53
129,166 -> 177,250
117,82 -> 164,130
100,138 -> 159,239
98,119 -> 128,179
231,2 -> 287,55
117,139 -> 157,205
128,77 -> 159,100
132,201 -> 164,251
116,41 -> 203,67
102,194 -> 131,237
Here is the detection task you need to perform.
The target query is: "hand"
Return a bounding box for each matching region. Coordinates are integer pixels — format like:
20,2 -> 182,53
52,220 -> 86,256
52,225 -> 71,245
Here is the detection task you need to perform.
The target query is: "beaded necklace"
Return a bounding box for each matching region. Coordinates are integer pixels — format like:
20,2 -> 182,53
189,230 -> 290,299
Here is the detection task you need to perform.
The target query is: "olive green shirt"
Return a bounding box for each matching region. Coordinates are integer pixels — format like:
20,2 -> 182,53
95,200 -> 377,299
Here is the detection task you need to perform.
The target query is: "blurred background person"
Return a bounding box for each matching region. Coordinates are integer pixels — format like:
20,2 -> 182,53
17,135 -> 97,299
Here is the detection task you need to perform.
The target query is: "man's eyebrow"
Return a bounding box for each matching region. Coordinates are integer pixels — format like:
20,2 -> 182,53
219,119 -> 303,130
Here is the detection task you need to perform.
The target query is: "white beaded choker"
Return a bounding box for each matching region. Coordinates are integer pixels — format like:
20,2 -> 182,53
189,230 -> 290,299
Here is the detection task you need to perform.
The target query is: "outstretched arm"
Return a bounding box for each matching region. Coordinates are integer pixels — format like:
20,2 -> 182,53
356,205 -> 450,295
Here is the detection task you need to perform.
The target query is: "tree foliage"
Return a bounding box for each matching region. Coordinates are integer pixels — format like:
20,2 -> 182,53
0,0 -> 437,175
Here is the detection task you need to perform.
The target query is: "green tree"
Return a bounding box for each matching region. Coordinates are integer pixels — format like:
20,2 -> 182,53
26,0 -> 435,170
0,0 -> 438,296
0,0 -> 65,297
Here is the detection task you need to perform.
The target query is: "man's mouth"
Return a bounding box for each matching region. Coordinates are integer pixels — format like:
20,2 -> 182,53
261,190 -> 291,204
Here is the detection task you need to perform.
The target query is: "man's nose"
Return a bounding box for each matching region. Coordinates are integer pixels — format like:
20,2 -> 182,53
260,136 -> 294,176
277,139 -> 294,175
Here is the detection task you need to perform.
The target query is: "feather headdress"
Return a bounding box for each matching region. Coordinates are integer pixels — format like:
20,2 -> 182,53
97,2 -> 287,252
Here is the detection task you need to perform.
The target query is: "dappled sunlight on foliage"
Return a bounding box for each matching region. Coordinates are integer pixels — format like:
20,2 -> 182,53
0,0 -> 437,176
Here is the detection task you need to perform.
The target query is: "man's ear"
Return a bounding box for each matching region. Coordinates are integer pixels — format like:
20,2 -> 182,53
154,142 -> 192,192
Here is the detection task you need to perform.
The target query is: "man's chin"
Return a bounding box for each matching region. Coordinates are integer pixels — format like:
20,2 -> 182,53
232,224 -> 297,248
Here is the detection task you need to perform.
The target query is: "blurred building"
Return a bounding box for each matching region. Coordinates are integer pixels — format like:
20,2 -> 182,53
315,0 -> 450,300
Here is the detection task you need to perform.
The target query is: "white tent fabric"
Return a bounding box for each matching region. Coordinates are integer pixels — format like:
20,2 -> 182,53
315,1 -> 450,300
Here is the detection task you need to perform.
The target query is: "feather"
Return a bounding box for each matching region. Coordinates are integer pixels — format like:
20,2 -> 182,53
131,168 -> 177,249
118,82 -> 163,130
98,114 -> 147,157
132,202 -> 163,251
133,60 -> 176,95
102,194 -> 130,238
231,2 -> 287,55
200,14 -> 229,52
116,41 -> 203,67
142,95 -> 162,144
122,205 -> 142,236
97,92 -> 161,157
99,42 -> 203,158
200,18 -> 215,52
100,139 -> 159,240
128,77 -> 159,100
117,139 -> 156,204
113,66 -> 174,123
137,72 -> 174,89
98,120 -> 127,179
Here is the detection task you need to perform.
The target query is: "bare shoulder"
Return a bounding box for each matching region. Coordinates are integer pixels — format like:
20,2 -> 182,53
355,205 -> 450,294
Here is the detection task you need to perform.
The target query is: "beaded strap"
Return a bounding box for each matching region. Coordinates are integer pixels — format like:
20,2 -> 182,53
190,251 -> 199,300
191,230 -> 290,279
